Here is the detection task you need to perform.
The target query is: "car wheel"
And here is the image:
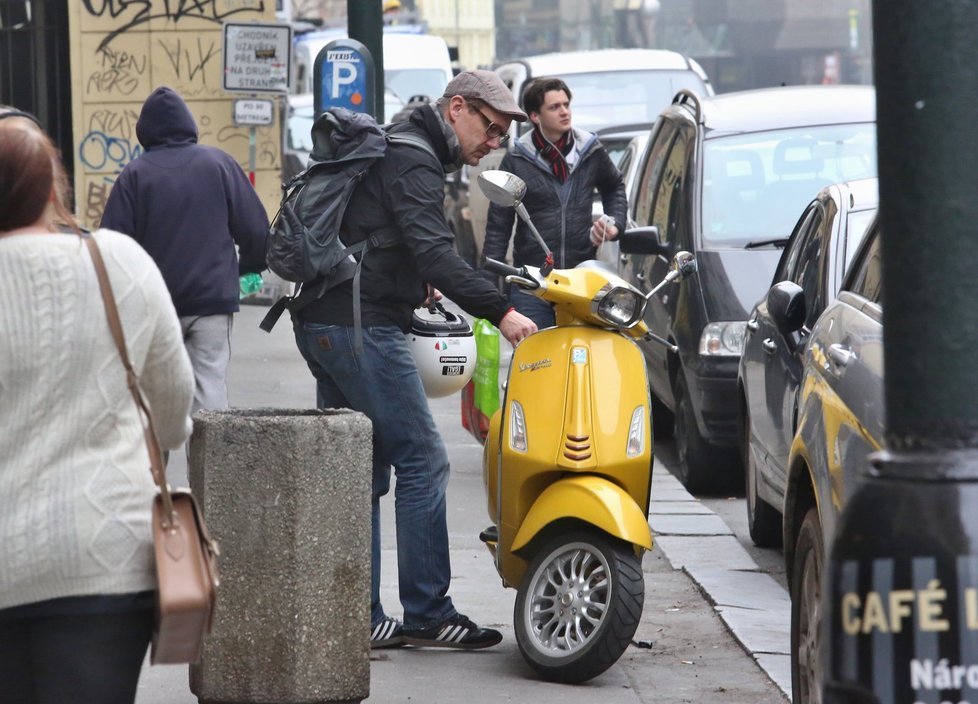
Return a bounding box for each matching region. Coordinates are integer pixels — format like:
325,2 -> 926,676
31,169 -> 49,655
514,530 -> 644,683
743,410 -> 782,547
790,507 -> 824,704
673,374 -> 735,494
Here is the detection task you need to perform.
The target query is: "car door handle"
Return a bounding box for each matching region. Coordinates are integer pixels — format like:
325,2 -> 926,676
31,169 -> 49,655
747,319 -> 759,333
636,272 -> 646,282
828,344 -> 855,368
762,338 -> 776,354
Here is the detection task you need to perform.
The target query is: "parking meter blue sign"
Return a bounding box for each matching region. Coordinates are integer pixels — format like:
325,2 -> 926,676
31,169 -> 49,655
314,38 -> 375,117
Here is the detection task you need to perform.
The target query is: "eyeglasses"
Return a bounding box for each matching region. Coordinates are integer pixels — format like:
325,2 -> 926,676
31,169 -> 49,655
469,104 -> 510,146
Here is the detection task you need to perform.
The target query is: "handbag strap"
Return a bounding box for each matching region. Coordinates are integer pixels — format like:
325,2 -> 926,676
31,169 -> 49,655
82,233 -> 177,527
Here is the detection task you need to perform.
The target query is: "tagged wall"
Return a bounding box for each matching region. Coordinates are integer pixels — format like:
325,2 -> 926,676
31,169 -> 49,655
68,1 -> 282,229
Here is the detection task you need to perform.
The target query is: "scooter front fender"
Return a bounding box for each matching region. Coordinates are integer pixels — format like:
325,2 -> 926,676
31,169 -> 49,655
510,476 -> 653,553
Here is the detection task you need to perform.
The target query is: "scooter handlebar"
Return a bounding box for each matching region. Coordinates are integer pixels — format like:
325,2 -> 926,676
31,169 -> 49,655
482,257 -> 523,279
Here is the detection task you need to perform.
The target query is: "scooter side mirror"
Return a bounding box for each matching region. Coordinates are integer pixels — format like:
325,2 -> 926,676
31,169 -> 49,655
671,251 -> 697,281
619,226 -> 667,256
478,170 -> 527,208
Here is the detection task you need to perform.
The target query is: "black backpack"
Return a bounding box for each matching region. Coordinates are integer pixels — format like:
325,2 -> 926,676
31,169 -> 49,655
260,107 -> 435,335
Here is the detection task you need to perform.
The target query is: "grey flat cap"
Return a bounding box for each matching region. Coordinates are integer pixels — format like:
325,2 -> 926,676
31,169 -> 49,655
442,70 -> 528,122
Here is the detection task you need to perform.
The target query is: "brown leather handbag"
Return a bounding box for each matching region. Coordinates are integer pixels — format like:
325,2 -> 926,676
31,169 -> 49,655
84,233 -> 220,665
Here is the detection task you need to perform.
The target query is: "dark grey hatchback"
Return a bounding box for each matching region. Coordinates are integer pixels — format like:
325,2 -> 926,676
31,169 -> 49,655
618,85 -> 877,493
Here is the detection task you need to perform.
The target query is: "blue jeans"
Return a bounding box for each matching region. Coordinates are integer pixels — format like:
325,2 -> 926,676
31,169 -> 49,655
293,322 -> 456,630
509,286 -> 555,330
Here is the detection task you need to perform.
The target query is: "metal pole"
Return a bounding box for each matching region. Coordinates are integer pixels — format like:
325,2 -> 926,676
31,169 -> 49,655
348,0 -> 384,121
824,2 -> 978,702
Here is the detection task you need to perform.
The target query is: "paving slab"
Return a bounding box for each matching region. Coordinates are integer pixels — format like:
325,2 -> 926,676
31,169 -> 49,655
756,653 -> 794,699
692,569 -> 793,610
656,535 -> 759,572
715,603 -> 792,655
650,500 -> 715,515
651,513 -> 733,535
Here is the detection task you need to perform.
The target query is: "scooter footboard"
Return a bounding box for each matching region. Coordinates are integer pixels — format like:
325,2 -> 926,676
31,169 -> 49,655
510,476 -> 653,553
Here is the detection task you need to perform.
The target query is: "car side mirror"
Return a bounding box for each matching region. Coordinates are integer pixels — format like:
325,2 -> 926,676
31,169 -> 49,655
768,281 -> 806,335
619,226 -> 667,256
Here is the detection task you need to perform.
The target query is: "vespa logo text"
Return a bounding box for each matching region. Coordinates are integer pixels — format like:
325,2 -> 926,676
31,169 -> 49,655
519,358 -> 552,373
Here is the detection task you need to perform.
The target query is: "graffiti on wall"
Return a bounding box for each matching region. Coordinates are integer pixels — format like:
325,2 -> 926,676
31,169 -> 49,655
70,0 -> 281,228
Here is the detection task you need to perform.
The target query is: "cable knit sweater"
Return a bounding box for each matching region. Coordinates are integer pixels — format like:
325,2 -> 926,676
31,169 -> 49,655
0,228 -> 194,610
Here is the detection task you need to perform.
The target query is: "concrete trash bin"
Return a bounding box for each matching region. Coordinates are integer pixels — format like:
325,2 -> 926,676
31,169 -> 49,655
187,408 -> 372,704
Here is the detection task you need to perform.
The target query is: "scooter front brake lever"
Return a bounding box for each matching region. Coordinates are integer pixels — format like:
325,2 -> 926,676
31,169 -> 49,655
504,274 -> 540,290
645,331 -> 679,354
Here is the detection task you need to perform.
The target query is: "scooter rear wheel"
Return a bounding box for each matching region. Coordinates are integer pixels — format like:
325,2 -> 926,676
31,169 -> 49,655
514,529 -> 644,683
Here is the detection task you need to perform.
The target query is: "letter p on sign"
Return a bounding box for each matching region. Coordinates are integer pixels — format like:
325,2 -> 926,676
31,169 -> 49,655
332,62 -> 356,98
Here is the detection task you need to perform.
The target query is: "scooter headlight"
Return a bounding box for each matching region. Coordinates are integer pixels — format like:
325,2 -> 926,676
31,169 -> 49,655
595,286 -> 646,328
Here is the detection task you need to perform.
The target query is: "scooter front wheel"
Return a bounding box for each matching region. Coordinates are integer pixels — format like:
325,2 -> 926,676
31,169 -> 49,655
514,529 -> 644,683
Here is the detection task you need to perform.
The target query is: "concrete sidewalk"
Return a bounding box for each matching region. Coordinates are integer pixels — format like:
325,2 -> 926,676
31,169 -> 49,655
136,304 -> 790,704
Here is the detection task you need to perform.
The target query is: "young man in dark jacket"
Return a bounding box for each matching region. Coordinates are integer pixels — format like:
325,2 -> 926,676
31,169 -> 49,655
101,86 -> 269,413
483,77 -> 628,329
292,70 -> 537,650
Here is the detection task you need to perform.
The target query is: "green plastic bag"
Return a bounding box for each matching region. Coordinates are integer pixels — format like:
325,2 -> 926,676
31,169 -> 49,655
461,318 -> 500,442
239,272 -> 263,299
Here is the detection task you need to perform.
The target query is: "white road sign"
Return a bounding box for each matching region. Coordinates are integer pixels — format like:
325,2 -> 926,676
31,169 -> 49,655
223,22 -> 291,94
233,99 -> 275,126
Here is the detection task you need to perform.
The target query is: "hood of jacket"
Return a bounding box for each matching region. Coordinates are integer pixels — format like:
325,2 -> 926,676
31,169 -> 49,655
136,86 -> 198,150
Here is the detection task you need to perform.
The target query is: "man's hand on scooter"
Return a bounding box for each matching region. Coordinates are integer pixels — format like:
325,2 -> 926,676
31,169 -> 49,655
500,309 -> 537,346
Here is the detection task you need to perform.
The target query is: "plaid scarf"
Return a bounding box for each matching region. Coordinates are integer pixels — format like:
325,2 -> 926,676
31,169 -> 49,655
532,127 -> 573,183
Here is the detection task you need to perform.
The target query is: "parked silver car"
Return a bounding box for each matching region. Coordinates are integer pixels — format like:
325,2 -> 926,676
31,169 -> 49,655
783,216 -> 883,703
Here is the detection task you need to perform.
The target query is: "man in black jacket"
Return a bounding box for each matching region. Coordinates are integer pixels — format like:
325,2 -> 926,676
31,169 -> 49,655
484,77 -> 628,329
293,70 -> 537,650
101,86 -> 269,413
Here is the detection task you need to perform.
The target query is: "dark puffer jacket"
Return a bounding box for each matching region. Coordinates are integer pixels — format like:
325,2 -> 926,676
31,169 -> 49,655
483,128 -> 627,271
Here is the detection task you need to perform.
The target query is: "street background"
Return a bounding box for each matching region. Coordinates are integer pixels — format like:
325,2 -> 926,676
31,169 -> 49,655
136,303 -> 790,704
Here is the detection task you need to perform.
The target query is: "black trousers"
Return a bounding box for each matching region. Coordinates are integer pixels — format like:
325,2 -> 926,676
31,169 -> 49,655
0,606 -> 153,704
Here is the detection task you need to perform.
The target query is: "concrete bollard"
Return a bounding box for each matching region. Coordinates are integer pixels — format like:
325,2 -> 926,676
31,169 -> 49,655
187,408 -> 372,704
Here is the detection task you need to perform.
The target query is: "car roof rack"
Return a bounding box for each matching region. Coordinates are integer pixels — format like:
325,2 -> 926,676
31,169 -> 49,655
672,89 -> 702,125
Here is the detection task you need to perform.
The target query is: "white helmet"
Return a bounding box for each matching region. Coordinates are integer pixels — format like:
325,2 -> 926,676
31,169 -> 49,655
407,303 -> 477,398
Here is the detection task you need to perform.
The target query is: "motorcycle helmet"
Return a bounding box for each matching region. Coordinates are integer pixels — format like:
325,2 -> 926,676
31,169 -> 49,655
407,302 -> 476,398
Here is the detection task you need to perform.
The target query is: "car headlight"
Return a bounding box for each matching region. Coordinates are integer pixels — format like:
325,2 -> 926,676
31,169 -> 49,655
595,286 -> 647,328
699,321 -> 747,356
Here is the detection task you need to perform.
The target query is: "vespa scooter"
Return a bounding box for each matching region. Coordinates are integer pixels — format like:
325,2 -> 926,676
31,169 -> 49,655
477,170 -> 696,683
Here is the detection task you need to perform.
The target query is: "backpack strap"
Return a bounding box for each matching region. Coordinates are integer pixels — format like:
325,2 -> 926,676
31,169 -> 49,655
386,132 -> 438,161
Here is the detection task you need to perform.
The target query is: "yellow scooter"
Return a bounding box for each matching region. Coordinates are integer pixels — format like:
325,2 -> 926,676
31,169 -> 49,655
477,171 -> 696,683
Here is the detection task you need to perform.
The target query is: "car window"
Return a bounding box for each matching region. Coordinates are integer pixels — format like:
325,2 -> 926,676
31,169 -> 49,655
558,70 -> 708,129
633,121 -> 677,227
843,208 -> 877,273
652,130 -> 690,246
701,123 -> 876,248
288,105 -> 315,153
775,203 -> 819,282
793,208 -> 828,327
846,225 -> 883,305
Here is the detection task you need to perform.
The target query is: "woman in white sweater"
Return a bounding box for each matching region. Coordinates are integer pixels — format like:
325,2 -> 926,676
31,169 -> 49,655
0,116 -> 195,701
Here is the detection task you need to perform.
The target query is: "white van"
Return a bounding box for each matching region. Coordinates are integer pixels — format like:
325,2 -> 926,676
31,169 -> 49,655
292,30 -> 453,109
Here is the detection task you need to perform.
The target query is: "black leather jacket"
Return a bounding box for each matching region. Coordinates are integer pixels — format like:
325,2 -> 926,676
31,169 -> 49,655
483,128 -> 627,271
299,105 -> 511,331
